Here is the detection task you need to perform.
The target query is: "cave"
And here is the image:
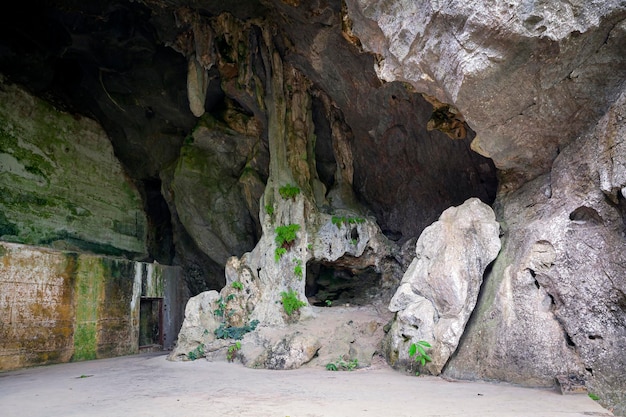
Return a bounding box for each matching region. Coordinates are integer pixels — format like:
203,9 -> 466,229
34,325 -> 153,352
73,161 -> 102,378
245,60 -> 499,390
305,261 -> 381,307
0,1 -> 625,415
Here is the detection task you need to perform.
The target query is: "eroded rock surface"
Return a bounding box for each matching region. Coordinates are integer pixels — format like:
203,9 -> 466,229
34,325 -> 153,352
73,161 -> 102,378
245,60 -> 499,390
384,198 -> 501,375
445,88 -> 626,415
0,77 -> 147,258
346,0 -> 626,187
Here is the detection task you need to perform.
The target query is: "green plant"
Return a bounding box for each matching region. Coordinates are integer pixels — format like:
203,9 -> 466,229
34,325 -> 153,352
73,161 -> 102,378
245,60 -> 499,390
325,357 -> 358,371
214,320 -> 260,340
187,344 -> 205,361
275,224 -> 300,247
331,215 -> 365,228
279,184 -> 300,199
325,299 -> 332,307
214,294 -> 236,317
274,247 -> 287,262
232,281 -> 244,290
409,340 -> 432,375
274,223 -> 300,262
350,238 -> 358,245
265,204 -> 274,216
226,341 -> 242,362
280,289 -> 307,316
588,393 -> 600,401
294,259 -> 303,279
214,297 -> 226,317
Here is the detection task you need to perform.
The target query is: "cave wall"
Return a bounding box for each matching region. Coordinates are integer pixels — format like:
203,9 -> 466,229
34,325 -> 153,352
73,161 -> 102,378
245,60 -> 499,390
0,1 -> 498,296
0,76 -> 147,258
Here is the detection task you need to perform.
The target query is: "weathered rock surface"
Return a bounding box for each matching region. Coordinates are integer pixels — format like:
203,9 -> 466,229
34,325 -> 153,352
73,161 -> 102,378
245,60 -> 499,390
444,88 -> 626,415
170,297 -> 391,371
0,76 -> 147,258
384,198 -> 501,375
0,1 -> 624,414
346,0 -> 626,187
346,1 -> 626,413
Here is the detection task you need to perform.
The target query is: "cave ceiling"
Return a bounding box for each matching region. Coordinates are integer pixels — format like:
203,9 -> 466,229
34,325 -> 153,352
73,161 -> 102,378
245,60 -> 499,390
0,0 -> 497,287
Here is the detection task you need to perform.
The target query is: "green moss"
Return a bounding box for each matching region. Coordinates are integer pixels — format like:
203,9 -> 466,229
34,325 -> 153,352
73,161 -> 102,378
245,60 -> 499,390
72,256 -> 103,362
72,323 -> 98,361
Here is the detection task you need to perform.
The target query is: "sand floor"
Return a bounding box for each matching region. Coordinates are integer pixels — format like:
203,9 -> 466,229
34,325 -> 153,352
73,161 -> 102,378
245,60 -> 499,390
0,352 -> 614,417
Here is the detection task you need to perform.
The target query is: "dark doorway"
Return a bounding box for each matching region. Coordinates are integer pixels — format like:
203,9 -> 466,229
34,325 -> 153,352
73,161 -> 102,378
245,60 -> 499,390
139,298 -> 162,348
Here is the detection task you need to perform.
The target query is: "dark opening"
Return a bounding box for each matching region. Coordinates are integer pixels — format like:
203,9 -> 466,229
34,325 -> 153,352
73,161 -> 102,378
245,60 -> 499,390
305,261 -> 381,307
139,298 -> 162,348
142,178 -> 175,264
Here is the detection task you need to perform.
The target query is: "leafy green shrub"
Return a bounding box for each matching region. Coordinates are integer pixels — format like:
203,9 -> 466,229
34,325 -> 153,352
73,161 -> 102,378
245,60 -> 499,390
232,281 -> 244,290
294,259 -> 303,279
265,204 -> 274,216
280,289 -> 307,316
213,294 -> 236,317
274,247 -> 287,262
274,224 -> 300,262
409,340 -> 432,375
214,320 -> 260,340
279,184 -> 300,199
275,224 -> 300,247
226,341 -> 242,362
325,357 -> 358,371
187,344 -> 205,361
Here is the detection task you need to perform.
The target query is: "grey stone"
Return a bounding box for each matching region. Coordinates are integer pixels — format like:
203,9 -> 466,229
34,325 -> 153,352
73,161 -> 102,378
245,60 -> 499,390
384,198 -> 501,375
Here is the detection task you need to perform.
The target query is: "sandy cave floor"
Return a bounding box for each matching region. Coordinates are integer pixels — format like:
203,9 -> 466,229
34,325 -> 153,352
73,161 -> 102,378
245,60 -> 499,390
0,351 -> 614,417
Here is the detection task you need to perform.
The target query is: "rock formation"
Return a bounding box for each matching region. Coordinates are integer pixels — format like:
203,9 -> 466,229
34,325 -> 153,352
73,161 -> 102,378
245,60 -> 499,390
346,0 -> 626,413
384,198 -> 501,375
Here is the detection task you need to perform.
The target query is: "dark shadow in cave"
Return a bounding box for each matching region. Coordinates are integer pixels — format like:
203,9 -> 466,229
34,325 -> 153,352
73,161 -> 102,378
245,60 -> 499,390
305,260 -> 381,307
141,178 -> 175,264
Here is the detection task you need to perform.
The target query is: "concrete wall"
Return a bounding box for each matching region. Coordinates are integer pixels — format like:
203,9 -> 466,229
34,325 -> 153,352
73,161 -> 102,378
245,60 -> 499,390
0,242 -> 187,372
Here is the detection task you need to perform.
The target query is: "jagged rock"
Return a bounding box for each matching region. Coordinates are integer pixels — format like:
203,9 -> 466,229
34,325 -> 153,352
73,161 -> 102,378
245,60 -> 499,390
445,88 -> 626,415
167,291 -> 223,360
241,330 -> 321,370
345,0 -> 626,187
384,198 -> 501,375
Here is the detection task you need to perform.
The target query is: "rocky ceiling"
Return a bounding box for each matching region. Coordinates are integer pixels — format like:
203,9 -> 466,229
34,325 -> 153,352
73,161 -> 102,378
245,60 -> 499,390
0,0 -> 497,291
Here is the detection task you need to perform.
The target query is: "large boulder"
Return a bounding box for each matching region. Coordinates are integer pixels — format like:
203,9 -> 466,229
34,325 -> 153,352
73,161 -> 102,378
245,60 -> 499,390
345,1 -> 626,413
384,198 -> 501,374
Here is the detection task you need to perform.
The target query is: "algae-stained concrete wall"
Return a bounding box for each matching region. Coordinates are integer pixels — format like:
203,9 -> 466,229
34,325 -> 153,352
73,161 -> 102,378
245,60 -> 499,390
0,76 -> 147,259
0,242 -> 186,372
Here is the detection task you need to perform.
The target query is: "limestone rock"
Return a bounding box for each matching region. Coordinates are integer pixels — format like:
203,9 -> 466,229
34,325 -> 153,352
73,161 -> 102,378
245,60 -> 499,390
167,123 -> 262,266
384,198 -> 501,375
345,0 -> 626,186
445,87 -> 626,415
0,76 -> 147,258
167,290 -> 223,361
241,330 -> 321,370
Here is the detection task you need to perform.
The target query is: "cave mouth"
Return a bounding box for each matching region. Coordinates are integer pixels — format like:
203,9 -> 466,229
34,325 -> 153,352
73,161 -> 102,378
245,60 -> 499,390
305,261 -> 381,307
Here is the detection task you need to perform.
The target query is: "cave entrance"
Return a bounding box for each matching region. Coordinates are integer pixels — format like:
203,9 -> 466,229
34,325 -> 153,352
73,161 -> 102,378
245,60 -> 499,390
305,261 -> 381,307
